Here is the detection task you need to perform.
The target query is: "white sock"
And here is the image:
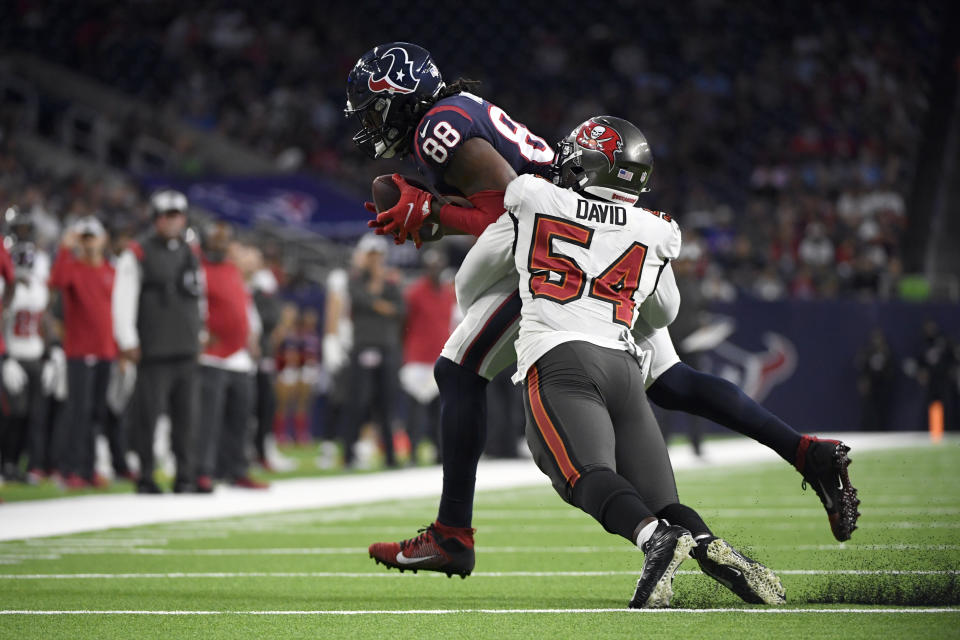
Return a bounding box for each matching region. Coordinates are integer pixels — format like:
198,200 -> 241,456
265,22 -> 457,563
635,519 -> 660,550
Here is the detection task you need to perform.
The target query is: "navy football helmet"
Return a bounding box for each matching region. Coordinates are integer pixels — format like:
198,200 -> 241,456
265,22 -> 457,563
345,42 -> 445,159
553,116 -> 653,206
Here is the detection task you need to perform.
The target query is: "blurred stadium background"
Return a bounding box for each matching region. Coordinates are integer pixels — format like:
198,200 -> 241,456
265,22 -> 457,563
0,0 -> 957,482
1,1 -> 960,636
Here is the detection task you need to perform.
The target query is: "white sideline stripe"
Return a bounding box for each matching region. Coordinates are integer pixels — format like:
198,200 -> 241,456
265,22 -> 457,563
1,570 -> 957,580
1,432 -> 942,541
0,608 -> 957,616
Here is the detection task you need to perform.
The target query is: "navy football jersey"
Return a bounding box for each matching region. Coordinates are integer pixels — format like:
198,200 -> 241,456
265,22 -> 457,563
412,92 -> 554,193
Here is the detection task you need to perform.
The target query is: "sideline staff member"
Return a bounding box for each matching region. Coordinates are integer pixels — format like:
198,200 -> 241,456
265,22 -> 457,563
113,190 -> 203,494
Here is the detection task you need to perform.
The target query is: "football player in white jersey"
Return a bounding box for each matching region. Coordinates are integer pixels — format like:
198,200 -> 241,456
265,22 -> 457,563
1,218 -> 52,482
464,117 -> 785,608
357,44 -> 857,578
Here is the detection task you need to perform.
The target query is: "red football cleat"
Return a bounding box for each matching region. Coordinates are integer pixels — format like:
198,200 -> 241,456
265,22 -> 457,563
231,476 -> 269,490
368,521 -> 475,578
795,435 -> 861,541
63,474 -> 90,490
195,475 -> 215,493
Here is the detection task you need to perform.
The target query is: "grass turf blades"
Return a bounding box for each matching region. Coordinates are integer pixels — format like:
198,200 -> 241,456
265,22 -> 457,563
0,442 -> 958,639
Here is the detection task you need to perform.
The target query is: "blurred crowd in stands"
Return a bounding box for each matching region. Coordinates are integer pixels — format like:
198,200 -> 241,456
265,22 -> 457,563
1,0 -> 943,301
0,182 -> 472,492
0,177 -> 953,492
0,1 -> 954,491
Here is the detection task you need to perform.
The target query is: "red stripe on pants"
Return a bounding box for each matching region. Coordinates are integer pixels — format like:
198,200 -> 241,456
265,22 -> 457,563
527,366 -> 580,487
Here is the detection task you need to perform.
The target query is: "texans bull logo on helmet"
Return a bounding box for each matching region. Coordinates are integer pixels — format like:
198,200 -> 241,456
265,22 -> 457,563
576,121 -> 624,170
367,46 -> 422,95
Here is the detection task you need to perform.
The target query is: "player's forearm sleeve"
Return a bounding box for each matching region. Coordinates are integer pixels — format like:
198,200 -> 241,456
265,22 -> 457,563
112,250 -> 141,351
454,214 -> 516,309
638,262 -> 680,329
438,190 -> 506,237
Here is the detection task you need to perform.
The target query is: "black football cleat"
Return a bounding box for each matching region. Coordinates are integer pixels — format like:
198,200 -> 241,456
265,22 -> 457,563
368,521 -> 475,578
795,435 -> 861,541
629,521 -> 695,609
136,479 -> 163,494
692,536 -> 785,605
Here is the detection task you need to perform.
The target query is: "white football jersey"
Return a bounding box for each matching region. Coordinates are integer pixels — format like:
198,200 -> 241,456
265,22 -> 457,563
505,174 -> 681,381
7,275 -> 49,361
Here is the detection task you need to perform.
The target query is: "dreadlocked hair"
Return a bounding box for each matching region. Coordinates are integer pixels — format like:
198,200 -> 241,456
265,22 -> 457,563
436,77 -> 482,100
406,78 -> 481,122
405,78 -> 481,122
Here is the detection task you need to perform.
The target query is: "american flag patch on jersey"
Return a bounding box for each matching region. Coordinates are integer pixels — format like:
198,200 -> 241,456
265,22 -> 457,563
617,168 -> 634,181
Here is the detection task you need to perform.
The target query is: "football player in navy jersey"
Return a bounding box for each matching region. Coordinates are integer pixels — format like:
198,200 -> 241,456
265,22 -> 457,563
346,43 -> 556,578
345,42 -> 859,580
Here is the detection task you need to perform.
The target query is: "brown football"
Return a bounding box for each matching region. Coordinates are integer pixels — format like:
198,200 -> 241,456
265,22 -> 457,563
371,175 -> 472,243
371,174 -> 473,213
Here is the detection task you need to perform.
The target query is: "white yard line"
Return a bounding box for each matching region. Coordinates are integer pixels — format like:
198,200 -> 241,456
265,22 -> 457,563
5,519 -> 947,537
2,544 -> 958,561
0,569 -> 956,580
694,507 -> 960,517
0,432 -> 949,541
790,544 -> 960,551
0,608 -> 957,615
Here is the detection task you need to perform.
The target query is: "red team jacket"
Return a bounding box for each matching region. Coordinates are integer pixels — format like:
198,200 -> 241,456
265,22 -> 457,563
403,276 -> 456,365
202,257 -> 250,359
49,247 -> 117,360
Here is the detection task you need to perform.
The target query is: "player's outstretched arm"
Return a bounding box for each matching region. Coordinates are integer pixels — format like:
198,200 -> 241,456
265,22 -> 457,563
369,136 -> 516,244
430,138 -> 517,237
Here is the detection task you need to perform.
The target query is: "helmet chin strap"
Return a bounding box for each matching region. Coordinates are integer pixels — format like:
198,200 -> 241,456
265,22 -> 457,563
378,133 -> 406,159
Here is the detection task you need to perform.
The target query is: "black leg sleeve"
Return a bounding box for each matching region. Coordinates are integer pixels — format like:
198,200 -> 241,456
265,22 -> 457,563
657,502 -> 713,538
571,467 -> 655,542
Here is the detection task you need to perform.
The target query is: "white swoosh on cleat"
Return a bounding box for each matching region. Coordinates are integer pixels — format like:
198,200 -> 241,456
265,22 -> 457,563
817,480 -> 834,509
396,551 -> 441,566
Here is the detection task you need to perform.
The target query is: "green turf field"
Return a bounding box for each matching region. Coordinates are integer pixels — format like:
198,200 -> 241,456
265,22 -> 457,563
0,442 -> 329,503
1,443 -> 958,639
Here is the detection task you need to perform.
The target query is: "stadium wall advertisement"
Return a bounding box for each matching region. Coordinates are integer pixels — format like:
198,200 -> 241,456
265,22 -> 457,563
699,299 -> 958,431
140,174 -> 370,237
